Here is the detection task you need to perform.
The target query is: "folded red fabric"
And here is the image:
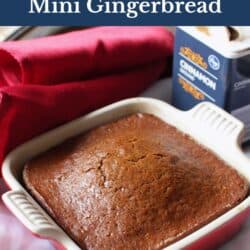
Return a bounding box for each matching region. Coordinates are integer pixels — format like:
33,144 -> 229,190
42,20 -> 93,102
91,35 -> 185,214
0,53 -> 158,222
0,27 -> 173,86
0,61 -> 165,167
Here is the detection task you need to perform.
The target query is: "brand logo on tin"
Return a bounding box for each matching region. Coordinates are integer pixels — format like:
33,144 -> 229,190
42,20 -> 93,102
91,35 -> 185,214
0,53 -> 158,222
208,55 -> 220,71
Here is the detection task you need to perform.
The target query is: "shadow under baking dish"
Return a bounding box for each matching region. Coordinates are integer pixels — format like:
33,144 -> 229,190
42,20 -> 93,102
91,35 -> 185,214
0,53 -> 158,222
2,98 -> 250,250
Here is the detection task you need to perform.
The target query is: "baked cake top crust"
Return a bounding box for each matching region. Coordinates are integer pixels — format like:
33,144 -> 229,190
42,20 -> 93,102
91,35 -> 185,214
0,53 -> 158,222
23,114 -> 249,250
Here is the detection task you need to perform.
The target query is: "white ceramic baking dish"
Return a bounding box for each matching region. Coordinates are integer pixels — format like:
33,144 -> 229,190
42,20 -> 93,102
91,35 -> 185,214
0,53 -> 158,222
2,97 -> 250,250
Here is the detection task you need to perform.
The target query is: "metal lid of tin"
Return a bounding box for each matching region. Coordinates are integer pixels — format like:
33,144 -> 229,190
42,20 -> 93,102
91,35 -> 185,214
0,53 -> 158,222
179,26 -> 250,58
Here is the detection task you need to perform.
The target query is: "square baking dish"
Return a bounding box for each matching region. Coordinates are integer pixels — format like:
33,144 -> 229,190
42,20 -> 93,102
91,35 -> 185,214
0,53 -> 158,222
2,97 -> 250,250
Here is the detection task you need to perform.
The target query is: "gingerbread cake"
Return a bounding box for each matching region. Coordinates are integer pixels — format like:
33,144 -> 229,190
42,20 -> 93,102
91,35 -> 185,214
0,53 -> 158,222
23,113 -> 249,250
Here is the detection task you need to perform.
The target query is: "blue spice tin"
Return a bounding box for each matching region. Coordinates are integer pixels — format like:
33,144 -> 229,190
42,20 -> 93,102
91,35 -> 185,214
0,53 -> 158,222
172,27 -> 250,141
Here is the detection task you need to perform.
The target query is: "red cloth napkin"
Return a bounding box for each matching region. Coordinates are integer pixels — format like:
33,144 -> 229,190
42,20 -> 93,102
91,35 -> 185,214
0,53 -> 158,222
0,27 -> 173,86
0,26 -> 174,172
0,61 -> 167,167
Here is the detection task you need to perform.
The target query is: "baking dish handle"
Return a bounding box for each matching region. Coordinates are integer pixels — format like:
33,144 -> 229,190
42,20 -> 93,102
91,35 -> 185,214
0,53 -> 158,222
2,190 -> 80,250
185,102 -> 245,145
184,102 -> 250,175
